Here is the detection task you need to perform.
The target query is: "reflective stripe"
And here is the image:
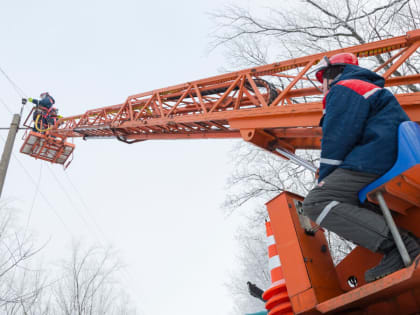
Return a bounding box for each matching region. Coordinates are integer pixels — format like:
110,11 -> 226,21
267,235 -> 275,246
269,255 -> 281,270
272,279 -> 286,286
320,158 -> 343,166
315,201 -> 339,225
363,87 -> 381,99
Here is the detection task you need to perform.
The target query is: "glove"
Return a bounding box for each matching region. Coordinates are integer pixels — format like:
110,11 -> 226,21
28,97 -> 33,103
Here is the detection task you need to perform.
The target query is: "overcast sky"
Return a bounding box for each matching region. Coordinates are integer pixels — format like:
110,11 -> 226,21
0,1 -> 277,314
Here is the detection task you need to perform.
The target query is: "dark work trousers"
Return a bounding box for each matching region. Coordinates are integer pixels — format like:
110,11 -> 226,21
303,168 -> 390,252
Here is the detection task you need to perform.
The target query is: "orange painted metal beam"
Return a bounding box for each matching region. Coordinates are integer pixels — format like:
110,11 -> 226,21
41,30 -> 420,143
20,30 -> 420,162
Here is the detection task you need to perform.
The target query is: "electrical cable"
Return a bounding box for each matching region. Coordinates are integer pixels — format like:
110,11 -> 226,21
13,156 -> 73,236
0,65 -> 29,117
46,165 -> 104,244
0,96 -> 13,115
0,133 -> 73,236
63,170 -> 143,311
1,150 -> 142,313
0,72 -> 143,312
62,171 -> 145,315
24,163 -> 43,240
0,65 -> 27,98
0,68 -> 145,313
63,171 -> 110,243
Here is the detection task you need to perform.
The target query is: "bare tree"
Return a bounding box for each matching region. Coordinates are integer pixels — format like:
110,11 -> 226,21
0,204 -> 137,314
226,204 -> 271,315
52,241 -> 136,315
2,266 -> 53,315
212,1 -> 419,63
224,142 -> 317,214
224,143 -> 319,314
211,0 -> 420,92
0,203 -> 48,314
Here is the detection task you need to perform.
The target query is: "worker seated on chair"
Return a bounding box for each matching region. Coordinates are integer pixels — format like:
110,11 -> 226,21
302,53 -> 420,283
25,92 -> 60,132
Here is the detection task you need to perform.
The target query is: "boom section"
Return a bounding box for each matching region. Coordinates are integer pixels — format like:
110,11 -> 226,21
20,30 -> 420,166
49,29 -> 420,144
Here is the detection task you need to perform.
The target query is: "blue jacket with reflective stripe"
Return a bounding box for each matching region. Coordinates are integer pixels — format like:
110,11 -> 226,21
319,64 -> 410,182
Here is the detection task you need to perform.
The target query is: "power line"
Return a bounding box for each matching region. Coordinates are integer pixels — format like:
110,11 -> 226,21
0,100 -> 142,311
0,127 -> 29,130
24,163 -> 43,239
12,155 -> 73,235
0,96 -> 13,115
46,165 -> 104,244
0,144 -> 142,313
0,65 -> 27,98
61,171 -> 144,313
63,171 -> 110,243
0,65 -> 29,118
0,75 -> 144,310
0,133 -> 73,236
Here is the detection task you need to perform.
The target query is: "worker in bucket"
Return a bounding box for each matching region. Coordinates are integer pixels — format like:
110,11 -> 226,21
302,53 -> 420,282
24,92 -> 60,132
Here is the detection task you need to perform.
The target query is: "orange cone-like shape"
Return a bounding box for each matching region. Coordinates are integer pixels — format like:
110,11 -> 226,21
262,221 -> 293,315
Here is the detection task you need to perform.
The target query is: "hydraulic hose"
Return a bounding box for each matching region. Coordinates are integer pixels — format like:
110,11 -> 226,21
34,114 -> 52,132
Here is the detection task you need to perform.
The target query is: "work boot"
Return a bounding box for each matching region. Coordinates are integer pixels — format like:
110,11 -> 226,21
365,231 -> 420,283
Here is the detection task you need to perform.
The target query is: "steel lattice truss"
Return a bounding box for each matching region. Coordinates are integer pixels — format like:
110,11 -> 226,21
21,29 -> 420,165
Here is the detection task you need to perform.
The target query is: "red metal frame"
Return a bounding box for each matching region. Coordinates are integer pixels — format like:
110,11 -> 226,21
20,131 -> 74,166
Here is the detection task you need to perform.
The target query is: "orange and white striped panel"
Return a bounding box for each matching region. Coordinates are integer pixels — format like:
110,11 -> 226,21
266,221 -> 284,283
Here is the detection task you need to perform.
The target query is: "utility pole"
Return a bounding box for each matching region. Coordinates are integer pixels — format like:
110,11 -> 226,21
0,113 -> 20,198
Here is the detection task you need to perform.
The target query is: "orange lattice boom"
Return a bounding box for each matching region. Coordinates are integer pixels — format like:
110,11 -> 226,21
21,29 -> 420,165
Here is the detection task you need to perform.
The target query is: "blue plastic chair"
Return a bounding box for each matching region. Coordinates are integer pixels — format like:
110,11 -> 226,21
358,121 -> 420,267
359,121 -> 420,203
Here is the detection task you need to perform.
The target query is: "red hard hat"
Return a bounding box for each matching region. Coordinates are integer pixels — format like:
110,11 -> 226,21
315,53 -> 358,83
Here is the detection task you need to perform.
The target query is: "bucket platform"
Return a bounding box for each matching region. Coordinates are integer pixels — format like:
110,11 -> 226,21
20,131 -> 74,166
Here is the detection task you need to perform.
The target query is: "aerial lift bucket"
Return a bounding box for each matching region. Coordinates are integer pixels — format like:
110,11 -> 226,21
20,131 -> 74,167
